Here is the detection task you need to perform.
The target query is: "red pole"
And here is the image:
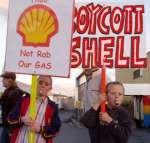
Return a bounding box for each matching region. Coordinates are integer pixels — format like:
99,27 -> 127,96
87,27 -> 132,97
100,65 -> 106,112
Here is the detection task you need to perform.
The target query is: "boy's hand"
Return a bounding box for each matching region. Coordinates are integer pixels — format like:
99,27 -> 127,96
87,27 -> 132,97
30,121 -> 41,133
21,116 -> 33,126
99,112 -> 113,123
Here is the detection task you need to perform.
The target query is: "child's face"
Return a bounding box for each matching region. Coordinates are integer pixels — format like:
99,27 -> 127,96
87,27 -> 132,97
37,76 -> 52,97
2,78 -> 14,88
107,84 -> 124,108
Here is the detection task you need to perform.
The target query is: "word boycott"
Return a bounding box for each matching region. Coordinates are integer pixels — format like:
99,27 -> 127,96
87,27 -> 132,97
71,3 -> 147,68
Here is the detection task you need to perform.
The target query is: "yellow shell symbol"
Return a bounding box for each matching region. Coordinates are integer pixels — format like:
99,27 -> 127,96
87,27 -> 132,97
17,4 -> 59,47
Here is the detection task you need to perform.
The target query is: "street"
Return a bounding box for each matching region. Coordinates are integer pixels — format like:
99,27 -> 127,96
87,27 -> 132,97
54,123 -> 89,143
54,110 -> 90,143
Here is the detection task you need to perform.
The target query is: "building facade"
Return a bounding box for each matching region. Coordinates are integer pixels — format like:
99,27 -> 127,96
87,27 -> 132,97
76,68 -> 112,119
116,52 -> 150,83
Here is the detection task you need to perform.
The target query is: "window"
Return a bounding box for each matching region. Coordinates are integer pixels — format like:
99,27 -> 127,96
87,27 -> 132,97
133,69 -> 143,79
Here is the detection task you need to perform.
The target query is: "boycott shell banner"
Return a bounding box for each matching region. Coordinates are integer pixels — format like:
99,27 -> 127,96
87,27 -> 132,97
5,0 -> 74,77
71,1 -> 147,69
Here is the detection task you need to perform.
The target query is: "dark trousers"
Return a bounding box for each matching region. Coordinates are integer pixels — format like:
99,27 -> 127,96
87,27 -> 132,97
88,128 -> 96,143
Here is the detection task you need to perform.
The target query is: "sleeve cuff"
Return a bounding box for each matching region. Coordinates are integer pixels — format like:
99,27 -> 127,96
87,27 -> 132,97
110,119 -> 119,128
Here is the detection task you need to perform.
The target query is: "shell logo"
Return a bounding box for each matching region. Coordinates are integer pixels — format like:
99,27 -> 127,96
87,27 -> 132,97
17,4 -> 59,47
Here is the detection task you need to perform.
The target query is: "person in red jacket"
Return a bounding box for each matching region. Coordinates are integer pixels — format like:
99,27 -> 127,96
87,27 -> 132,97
8,75 -> 61,143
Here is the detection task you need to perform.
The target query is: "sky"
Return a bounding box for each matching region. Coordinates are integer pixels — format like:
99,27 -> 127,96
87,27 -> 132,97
0,0 -> 150,94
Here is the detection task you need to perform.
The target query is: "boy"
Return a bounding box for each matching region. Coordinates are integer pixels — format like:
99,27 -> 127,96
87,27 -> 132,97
81,81 -> 132,143
8,75 -> 61,143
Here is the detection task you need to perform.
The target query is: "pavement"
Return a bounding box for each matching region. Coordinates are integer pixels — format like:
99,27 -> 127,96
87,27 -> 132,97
54,122 -> 89,143
128,128 -> 150,143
